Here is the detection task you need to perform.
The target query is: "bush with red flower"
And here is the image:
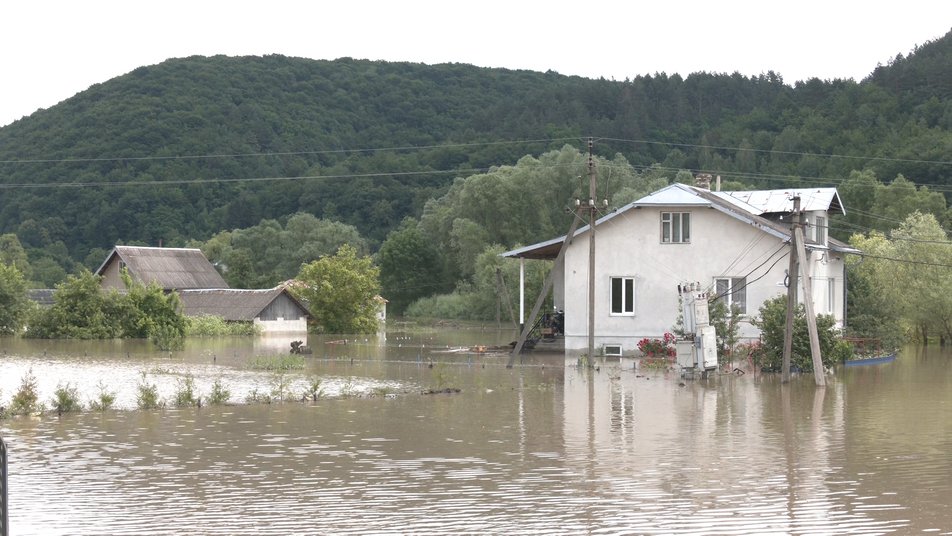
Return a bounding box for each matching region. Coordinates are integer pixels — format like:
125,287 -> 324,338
637,332 -> 677,358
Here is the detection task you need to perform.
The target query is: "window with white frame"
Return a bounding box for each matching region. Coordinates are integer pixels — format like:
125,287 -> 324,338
815,215 -> 827,244
610,276 -> 635,315
661,212 -> 690,243
715,277 -> 747,314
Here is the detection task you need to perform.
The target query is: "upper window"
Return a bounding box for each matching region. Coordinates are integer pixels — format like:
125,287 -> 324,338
815,216 -> 827,244
715,277 -> 747,315
661,212 -> 690,243
610,276 -> 635,315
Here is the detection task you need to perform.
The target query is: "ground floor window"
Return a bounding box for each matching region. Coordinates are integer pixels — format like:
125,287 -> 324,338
610,277 -> 635,315
714,277 -> 747,314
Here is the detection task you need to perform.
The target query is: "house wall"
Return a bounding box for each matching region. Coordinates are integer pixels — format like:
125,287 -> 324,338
253,317 -> 308,333
258,294 -> 306,321
99,257 -> 125,289
560,205 -> 843,352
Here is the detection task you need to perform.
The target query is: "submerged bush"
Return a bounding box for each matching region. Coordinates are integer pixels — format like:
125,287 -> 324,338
208,378 -> 231,405
186,315 -> 261,336
248,354 -> 305,371
51,382 -> 83,414
173,374 -> 200,407
89,381 -> 117,412
136,372 -> 163,410
9,369 -> 42,415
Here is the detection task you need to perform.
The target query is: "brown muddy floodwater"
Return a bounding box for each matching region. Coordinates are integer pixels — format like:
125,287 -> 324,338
1,329 -> 951,535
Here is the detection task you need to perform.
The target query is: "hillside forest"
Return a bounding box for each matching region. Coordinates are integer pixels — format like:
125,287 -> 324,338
1,30 -> 951,341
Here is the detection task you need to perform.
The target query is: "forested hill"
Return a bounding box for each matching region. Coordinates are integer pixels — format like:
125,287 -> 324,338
0,30 -> 950,274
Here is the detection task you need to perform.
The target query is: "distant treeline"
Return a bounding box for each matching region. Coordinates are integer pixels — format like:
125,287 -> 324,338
0,31 -> 950,289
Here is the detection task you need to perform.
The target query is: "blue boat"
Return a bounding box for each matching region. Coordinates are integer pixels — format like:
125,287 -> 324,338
844,353 -> 897,367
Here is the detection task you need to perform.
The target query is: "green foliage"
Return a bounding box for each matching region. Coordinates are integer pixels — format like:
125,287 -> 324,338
119,270 -> 186,348
293,244 -> 381,333
51,383 -> 83,414
0,49 -> 946,266
753,295 -> 845,372
88,381 -> 117,412
0,261 -> 32,334
135,372 -> 163,410
200,213 -> 369,289
186,314 -> 261,336
9,369 -> 42,415
208,378 -> 231,405
26,270 -> 125,339
248,354 -> 305,371
24,269 -> 188,345
173,374 -> 200,407
849,212 -> 952,344
303,376 -> 325,401
377,219 -> 450,314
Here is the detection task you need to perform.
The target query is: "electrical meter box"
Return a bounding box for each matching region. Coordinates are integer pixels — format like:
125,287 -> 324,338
676,341 -> 696,369
699,325 -> 718,370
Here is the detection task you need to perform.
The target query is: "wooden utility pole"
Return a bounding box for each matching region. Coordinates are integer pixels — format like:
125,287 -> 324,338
782,195 -> 825,385
794,215 -> 826,386
586,137 -> 597,363
781,197 -> 800,383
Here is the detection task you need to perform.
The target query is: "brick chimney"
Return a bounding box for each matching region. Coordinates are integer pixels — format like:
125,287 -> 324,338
695,173 -> 712,190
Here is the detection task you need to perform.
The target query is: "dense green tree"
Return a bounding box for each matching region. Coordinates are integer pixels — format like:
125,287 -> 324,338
0,233 -> 31,280
377,220 -> 450,315
26,271 -> 124,339
848,212 -> 952,345
292,244 -> 381,334
0,262 -> 32,334
201,213 -> 368,288
119,270 -> 186,347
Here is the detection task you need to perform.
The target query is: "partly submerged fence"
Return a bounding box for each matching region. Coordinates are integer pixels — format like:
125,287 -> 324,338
0,435 -> 6,536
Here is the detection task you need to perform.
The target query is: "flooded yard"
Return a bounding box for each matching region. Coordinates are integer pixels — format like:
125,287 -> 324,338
1,330 -> 951,535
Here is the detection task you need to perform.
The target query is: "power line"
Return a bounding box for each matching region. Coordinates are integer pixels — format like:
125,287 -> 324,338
0,137 -> 582,165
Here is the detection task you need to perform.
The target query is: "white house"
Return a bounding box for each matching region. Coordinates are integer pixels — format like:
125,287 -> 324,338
502,182 -> 858,353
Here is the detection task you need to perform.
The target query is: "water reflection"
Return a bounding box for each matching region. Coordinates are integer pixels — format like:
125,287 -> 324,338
1,338 -> 950,534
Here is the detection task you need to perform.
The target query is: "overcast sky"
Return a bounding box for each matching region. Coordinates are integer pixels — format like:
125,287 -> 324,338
2,1 -> 950,127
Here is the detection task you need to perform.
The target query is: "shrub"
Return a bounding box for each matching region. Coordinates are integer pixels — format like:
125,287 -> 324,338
89,381 -> 117,411
303,376 -> 324,401
136,372 -> 163,410
10,369 -> 43,415
208,378 -> 231,405
51,382 -> 83,414
186,315 -> 260,336
173,374 -> 200,407
753,295 -> 846,372
248,354 -> 305,371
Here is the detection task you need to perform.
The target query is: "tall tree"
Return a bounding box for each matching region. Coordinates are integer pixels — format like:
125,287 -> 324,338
0,262 -> 31,334
292,244 -> 381,334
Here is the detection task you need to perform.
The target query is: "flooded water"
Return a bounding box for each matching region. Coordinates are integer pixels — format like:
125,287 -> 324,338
1,330 -> 951,535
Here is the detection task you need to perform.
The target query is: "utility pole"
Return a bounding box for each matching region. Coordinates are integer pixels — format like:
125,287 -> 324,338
781,197 -> 800,383
782,195 -> 825,386
794,213 -> 826,386
586,137 -> 597,363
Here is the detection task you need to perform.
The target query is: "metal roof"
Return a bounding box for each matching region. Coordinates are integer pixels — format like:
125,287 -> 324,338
502,183 -> 850,260
96,246 -> 228,290
713,188 -> 845,215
